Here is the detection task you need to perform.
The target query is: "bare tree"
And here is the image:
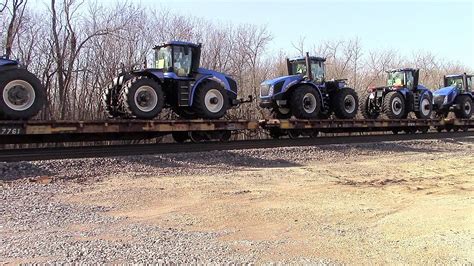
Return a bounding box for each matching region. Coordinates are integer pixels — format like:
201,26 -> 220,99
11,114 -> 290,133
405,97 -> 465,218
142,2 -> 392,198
4,0 -> 27,57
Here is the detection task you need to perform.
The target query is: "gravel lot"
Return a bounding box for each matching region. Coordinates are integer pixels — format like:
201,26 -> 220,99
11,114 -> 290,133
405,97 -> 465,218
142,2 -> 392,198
1,137 -> 473,263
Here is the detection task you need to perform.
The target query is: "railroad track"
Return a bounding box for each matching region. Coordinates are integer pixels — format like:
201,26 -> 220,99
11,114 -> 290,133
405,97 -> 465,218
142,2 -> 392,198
1,131 -> 473,162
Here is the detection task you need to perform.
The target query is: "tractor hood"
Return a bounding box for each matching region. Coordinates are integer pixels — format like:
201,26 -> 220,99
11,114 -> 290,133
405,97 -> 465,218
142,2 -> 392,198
433,85 -> 456,96
262,75 -> 303,87
0,57 -> 19,66
260,75 -> 303,98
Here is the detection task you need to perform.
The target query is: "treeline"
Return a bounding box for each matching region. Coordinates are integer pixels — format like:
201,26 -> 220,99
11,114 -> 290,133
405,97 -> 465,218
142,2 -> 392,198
1,0 -> 471,120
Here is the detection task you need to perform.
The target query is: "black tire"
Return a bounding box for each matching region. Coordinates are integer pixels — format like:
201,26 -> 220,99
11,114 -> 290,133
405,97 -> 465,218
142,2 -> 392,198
289,85 -> 321,119
192,80 -> 229,119
332,87 -> 359,119
272,107 -> 292,119
454,95 -> 473,119
0,68 -> 45,119
415,93 -> 433,119
121,76 -> 164,119
172,132 -> 189,143
103,74 -> 130,118
383,91 -> 406,119
103,83 -> 121,118
359,90 -> 379,119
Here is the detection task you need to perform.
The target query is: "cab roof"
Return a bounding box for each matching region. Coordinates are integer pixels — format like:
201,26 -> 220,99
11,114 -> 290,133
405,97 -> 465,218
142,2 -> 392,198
153,41 -> 201,50
289,56 -> 326,62
445,73 -> 473,78
387,68 -> 419,73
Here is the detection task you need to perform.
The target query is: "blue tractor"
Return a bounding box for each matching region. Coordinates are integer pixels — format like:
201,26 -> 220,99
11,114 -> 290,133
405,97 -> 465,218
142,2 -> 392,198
433,73 -> 473,119
259,53 -> 359,119
360,68 -> 433,119
104,41 -> 243,120
0,56 -> 45,119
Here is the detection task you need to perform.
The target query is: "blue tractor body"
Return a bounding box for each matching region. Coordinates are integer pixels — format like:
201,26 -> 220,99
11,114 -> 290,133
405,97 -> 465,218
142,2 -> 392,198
0,57 -> 19,67
361,68 -> 433,119
433,73 -> 473,118
259,53 -> 359,119
104,41 -> 242,120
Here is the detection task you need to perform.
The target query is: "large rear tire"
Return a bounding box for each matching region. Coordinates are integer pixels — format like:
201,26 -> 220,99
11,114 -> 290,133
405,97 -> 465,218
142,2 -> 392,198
454,95 -> 473,119
415,93 -> 433,119
103,75 -> 130,118
332,87 -> 358,119
121,76 -> 164,119
383,91 -> 406,119
289,85 -> 321,119
0,68 -> 45,119
192,80 -> 229,119
359,90 -> 379,119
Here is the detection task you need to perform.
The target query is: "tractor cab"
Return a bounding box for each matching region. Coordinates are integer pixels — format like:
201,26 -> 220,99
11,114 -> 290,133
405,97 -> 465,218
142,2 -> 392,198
153,41 -> 202,78
386,68 -> 419,91
443,74 -> 473,93
287,54 -> 326,84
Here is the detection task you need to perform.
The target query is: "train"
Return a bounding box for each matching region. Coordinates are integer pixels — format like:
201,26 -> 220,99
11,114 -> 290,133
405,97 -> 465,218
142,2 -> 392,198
0,41 -> 473,143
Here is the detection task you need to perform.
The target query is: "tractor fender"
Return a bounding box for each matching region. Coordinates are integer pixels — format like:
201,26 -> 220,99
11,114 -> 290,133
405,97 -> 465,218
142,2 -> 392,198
190,69 -> 237,105
418,89 -> 432,101
129,69 -> 164,84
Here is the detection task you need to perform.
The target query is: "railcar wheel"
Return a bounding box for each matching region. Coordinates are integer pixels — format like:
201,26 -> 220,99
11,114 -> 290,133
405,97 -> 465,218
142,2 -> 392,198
172,132 -> 189,143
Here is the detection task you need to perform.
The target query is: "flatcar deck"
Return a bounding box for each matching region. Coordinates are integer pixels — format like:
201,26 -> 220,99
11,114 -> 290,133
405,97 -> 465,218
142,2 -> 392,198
0,118 -> 472,144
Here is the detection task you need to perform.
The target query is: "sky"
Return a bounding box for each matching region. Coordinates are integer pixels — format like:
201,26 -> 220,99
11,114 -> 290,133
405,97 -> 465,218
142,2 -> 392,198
35,0 -> 474,68
135,0 -> 474,68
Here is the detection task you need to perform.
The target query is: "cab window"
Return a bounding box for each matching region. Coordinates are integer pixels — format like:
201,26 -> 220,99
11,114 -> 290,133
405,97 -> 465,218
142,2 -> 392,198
173,46 -> 193,77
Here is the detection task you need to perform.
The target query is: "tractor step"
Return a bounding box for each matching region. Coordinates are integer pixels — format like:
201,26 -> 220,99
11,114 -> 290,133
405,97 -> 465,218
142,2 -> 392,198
178,85 -> 190,107
414,93 -> 420,110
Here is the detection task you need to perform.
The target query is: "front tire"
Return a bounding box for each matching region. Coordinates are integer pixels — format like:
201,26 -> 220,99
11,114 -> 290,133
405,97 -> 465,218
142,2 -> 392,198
121,76 -> 164,119
0,68 -> 45,119
289,85 -> 321,119
415,93 -> 432,119
454,95 -> 473,119
332,87 -> 358,119
193,80 -> 229,119
383,91 -> 406,119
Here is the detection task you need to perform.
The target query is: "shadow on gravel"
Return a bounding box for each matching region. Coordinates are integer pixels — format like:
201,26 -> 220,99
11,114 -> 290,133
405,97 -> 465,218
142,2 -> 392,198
0,162 -> 53,181
124,150 -> 302,169
320,142 -> 442,154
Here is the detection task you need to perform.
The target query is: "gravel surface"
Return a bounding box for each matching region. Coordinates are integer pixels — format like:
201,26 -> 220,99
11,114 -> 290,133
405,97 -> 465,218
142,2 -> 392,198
1,138 -> 472,263
0,138 -> 470,182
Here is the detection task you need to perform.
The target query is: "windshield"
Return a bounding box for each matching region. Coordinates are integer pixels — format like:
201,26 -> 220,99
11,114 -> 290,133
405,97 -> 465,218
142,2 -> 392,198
290,60 -> 325,82
154,46 -> 172,70
446,77 -> 464,90
387,71 -> 405,86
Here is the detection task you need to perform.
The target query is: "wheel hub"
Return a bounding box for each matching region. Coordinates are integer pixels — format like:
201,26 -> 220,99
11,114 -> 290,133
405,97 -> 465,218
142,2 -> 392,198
3,80 -> 36,111
392,97 -> 403,115
204,89 -> 224,113
134,86 -> 158,112
344,95 -> 356,113
302,93 -> 317,113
